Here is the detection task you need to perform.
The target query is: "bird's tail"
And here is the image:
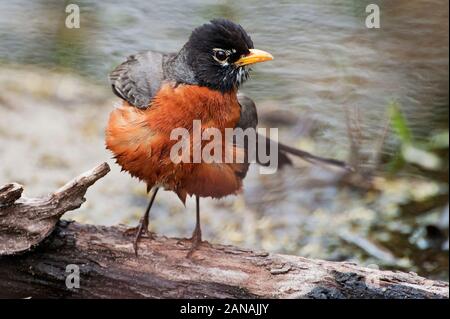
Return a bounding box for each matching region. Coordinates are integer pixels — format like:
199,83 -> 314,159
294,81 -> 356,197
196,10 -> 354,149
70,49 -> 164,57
256,133 -> 353,171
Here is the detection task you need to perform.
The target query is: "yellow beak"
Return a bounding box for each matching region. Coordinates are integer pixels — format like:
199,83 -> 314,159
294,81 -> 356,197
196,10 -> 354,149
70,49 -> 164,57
235,49 -> 274,67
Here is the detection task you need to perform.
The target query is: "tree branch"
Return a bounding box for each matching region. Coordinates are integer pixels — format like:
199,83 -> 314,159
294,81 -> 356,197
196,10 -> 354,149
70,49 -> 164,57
0,163 -> 110,255
0,163 -> 447,299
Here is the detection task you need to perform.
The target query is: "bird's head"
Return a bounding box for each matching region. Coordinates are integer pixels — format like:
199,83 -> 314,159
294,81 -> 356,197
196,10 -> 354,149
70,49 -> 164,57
182,19 -> 273,93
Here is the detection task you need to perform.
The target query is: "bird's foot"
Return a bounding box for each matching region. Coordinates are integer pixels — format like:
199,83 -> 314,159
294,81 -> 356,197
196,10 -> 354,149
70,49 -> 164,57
186,236 -> 202,258
124,225 -> 154,238
124,217 -> 154,256
186,228 -> 209,258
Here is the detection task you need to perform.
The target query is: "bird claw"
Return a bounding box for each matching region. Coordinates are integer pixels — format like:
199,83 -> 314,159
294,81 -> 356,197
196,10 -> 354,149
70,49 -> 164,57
186,231 -> 211,258
124,218 -> 154,256
124,226 -> 139,236
124,225 -> 154,238
186,240 -> 201,258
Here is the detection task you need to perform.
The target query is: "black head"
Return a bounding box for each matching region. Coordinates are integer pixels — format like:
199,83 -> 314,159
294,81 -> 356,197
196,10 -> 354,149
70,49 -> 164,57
181,19 -> 273,93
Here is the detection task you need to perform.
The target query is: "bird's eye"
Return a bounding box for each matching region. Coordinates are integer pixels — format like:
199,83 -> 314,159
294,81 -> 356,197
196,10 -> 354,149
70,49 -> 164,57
214,50 -> 228,62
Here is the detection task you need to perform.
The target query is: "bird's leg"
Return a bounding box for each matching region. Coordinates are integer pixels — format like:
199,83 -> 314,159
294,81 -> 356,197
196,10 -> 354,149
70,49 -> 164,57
125,187 -> 159,256
187,195 -> 202,258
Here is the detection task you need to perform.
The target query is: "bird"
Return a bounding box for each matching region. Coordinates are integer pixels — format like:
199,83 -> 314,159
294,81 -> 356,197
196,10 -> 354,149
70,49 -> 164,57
106,19 -> 349,257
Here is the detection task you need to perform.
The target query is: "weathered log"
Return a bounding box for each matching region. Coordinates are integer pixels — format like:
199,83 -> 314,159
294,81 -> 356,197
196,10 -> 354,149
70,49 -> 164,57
0,163 -> 110,255
0,163 -> 448,299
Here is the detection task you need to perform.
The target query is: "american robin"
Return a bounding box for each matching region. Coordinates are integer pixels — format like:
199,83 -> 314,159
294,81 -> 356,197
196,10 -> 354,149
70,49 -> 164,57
106,19 -> 348,256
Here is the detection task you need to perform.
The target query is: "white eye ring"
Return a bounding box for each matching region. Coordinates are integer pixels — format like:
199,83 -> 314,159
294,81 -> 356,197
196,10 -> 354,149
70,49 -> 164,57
212,48 -> 230,63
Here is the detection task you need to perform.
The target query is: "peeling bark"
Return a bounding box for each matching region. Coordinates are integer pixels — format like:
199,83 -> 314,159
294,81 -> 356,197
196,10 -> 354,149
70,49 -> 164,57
0,221 -> 448,299
0,163 -> 110,255
0,163 -> 448,299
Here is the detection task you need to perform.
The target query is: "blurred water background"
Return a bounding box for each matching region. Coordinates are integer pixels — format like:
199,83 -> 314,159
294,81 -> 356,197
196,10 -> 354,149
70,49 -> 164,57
0,0 -> 448,280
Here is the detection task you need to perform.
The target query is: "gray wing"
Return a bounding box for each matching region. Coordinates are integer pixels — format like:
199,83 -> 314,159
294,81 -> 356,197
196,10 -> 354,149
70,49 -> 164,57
237,94 -> 292,169
238,95 -> 350,170
236,94 -> 258,130
109,51 -> 168,109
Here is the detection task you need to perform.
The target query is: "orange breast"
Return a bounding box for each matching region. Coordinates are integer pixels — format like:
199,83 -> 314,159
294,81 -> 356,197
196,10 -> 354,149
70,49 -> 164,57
105,83 -> 246,202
